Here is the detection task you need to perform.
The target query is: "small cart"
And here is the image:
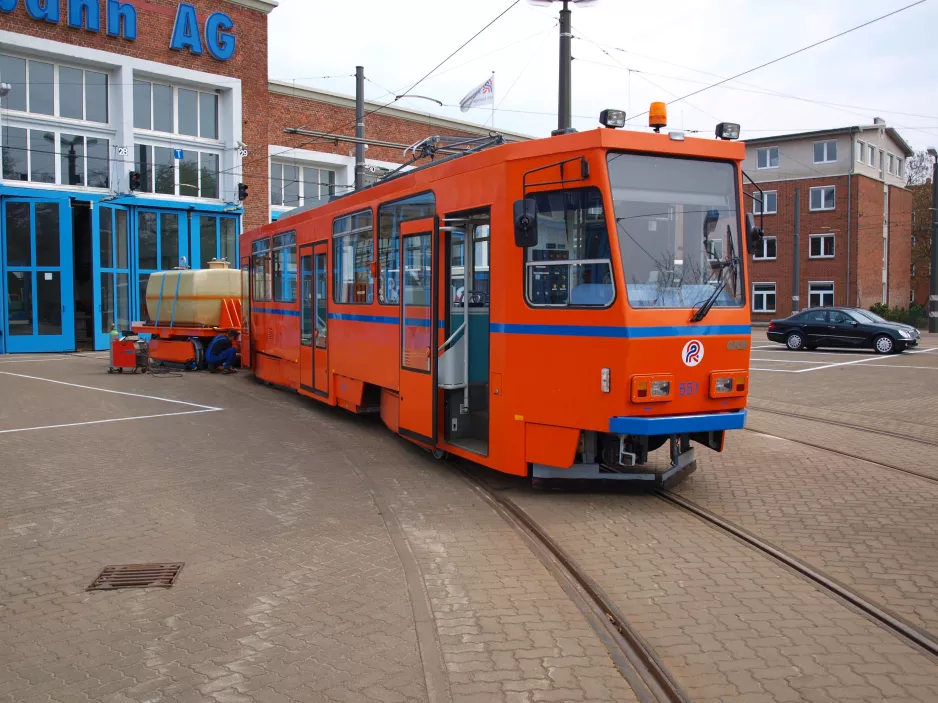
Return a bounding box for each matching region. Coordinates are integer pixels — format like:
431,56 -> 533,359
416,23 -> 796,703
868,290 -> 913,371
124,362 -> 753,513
108,336 -> 148,374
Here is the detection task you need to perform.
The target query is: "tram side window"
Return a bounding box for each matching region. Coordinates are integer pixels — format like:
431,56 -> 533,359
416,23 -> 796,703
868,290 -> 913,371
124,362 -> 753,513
252,239 -> 271,302
525,187 -> 614,307
272,232 -> 298,303
377,192 -> 436,305
333,210 -> 374,304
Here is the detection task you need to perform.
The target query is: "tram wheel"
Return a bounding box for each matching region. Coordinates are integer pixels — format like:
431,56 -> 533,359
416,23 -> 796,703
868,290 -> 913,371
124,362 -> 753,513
431,448 -> 448,460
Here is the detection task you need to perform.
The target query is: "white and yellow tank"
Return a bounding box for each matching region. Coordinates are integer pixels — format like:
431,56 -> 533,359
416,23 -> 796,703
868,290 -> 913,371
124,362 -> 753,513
145,260 -> 241,327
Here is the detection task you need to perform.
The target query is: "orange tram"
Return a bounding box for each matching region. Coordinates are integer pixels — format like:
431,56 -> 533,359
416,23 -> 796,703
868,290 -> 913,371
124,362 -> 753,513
240,110 -> 763,486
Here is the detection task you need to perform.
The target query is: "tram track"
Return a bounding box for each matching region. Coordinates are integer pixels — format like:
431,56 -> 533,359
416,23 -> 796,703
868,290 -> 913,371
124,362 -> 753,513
747,404 -> 938,449
455,466 -> 689,703
657,489 -> 938,661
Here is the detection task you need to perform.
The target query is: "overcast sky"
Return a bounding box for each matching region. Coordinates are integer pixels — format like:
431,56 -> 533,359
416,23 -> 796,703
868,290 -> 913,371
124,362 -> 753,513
268,0 -> 938,151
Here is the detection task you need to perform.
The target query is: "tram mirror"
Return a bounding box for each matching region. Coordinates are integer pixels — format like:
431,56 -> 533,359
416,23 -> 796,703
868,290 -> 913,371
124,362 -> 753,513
745,212 -> 764,252
513,198 -> 539,248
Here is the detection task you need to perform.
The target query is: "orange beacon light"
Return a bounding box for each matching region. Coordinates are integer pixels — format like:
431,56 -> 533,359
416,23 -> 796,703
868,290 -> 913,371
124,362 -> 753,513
649,102 -> 667,133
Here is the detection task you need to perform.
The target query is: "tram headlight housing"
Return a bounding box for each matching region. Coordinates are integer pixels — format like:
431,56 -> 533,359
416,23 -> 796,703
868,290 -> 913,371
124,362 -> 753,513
715,122 -> 741,140
710,371 -> 748,397
631,374 -> 673,403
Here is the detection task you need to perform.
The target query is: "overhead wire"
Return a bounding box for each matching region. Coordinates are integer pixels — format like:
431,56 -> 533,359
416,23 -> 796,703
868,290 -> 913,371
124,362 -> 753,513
626,0 -> 930,122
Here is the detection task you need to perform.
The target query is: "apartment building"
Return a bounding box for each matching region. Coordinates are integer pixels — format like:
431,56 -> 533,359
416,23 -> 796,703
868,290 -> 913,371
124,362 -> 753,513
743,119 -> 913,322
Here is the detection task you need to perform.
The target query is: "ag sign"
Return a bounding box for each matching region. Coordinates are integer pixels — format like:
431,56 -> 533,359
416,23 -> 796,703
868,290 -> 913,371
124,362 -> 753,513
0,1 -> 237,61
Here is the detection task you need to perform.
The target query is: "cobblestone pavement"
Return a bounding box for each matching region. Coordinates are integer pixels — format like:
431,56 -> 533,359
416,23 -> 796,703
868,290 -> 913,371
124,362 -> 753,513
0,357 -> 632,703
510,486 -> 938,703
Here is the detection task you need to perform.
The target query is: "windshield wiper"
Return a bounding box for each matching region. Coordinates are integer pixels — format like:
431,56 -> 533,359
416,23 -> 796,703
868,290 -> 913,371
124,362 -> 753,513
690,256 -> 736,322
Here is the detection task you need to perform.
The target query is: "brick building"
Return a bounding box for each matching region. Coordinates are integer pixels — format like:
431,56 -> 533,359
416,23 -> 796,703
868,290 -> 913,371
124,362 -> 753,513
743,121 -> 913,322
0,0 -> 523,353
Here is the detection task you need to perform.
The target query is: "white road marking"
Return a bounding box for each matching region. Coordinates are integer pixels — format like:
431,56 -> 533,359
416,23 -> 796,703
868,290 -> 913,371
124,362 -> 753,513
0,371 -> 220,411
749,358 -> 824,364
0,358 -> 69,364
750,367 -> 799,373
0,409 -> 219,434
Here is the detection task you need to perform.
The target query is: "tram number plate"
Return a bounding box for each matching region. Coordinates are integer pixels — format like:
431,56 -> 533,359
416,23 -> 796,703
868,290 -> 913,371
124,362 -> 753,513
679,382 -> 699,396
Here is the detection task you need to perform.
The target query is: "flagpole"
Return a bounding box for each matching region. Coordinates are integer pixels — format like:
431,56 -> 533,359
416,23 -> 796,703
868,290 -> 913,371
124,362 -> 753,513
490,72 -> 495,130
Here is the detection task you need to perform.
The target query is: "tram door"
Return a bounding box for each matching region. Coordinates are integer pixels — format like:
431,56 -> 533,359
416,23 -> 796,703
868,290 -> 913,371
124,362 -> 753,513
299,243 -> 329,396
398,218 -> 438,444
240,254 -> 252,369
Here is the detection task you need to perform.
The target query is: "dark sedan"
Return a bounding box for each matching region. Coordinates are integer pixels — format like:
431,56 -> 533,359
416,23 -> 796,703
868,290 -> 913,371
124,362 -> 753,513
767,307 -> 921,354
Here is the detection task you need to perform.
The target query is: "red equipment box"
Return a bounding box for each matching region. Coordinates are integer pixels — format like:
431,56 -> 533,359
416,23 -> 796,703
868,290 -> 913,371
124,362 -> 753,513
108,338 -> 146,374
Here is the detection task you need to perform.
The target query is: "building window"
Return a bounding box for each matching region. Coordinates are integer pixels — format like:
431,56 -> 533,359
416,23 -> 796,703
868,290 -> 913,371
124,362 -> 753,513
133,80 -> 218,139
272,231 -> 297,303
752,283 -> 776,313
813,140 -> 837,164
809,186 -> 836,211
333,210 -> 374,304
0,55 -> 108,124
134,144 -> 219,198
270,163 -> 336,208
1,126 -> 108,188
753,236 -> 777,260
868,144 -> 875,166
887,153 -> 895,175
251,239 -> 271,302
898,159 -> 904,178
757,147 -> 779,169
809,281 -> 834,307
753,190 -> 777,215
809,233 -> 835,258
856,140 -> 864,163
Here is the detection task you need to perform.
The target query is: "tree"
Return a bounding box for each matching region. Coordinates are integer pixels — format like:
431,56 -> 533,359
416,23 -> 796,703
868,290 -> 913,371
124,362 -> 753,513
906,149 -> 934,186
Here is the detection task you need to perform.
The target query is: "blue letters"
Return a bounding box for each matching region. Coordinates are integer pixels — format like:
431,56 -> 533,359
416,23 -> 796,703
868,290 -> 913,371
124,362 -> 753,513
68,0 -> 101,32
25,0 -> 59,23
170,3 -> 203,55
0,0 -> 18,14
205,11 -> 235,61
106,0 -> 136,40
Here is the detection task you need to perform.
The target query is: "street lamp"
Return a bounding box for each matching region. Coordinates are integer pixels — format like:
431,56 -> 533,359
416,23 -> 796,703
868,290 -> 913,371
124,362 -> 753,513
928,147 -> 937,332
0,82 -> 11,99
527,0 -> 598,134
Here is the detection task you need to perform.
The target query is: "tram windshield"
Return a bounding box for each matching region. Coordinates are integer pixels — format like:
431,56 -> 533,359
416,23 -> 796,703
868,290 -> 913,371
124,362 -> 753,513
607,152 -> 743,310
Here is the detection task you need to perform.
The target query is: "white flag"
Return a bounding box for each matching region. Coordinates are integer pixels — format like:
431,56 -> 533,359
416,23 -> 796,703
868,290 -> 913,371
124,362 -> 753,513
459,75 -> 494,113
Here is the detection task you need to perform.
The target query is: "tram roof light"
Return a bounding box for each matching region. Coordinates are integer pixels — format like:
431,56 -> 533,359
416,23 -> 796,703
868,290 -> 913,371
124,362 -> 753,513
599,109 -> 626,129
715,122 -> 741,140
649,102 -> 667,132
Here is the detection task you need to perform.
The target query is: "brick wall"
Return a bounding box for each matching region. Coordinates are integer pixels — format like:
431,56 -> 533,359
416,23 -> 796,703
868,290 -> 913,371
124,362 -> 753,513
266,91 -> 490,167
4,0 -> 271,231
888,185 -> 912,307
745,173 -> 913,319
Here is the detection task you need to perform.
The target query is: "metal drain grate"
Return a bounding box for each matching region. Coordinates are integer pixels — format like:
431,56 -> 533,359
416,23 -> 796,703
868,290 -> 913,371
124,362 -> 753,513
87,563 -> 184,591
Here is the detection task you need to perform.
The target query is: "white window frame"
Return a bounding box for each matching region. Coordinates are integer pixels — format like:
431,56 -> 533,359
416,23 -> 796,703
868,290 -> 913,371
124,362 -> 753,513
133,78 -> 220,142
813,140 -> 838,164
868,144 -> 875,167
809,186 -> 836,212
752,282 -> 777,313
753,235 -> 777,261
133,141 -> 222,200
756,146 -> 779,170
856,140 -> 864,163
898,159 -> 904,178
0,120 -> 113,190
808,233 -> 835,259
753,190 -> 777,215
270,161 -> 337,210
887,153 -> 895,175
808,281 -> 835,308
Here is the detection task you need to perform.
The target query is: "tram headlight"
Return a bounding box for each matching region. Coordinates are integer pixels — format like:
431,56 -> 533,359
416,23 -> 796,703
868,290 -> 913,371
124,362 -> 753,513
714,377 -> 733,394
715,122 -> 741,140
631,374 -> 673,403
651,380 -> 671,397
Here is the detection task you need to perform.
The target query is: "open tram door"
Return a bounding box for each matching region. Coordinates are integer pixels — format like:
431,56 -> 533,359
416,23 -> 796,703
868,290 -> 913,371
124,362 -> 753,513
398,217 -> 438,445
299,242 -> 328,396
240,254 -> 252,369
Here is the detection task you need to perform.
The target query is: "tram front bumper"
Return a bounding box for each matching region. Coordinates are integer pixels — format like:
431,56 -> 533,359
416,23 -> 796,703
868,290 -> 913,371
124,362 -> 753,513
609,409 -> 747,435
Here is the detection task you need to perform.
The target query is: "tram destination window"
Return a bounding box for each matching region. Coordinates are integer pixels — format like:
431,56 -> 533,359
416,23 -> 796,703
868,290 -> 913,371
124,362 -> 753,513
333,210 -> 374,304
607,152 -> 744,310
252,239 -> 271,302
272,232 -> 298,303
525,187 -> 614,308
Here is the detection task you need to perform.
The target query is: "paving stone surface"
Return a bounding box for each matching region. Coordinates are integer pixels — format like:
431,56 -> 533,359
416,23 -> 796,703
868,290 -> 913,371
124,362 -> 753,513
0,356 -> 633,703
509,486 -> 938,703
